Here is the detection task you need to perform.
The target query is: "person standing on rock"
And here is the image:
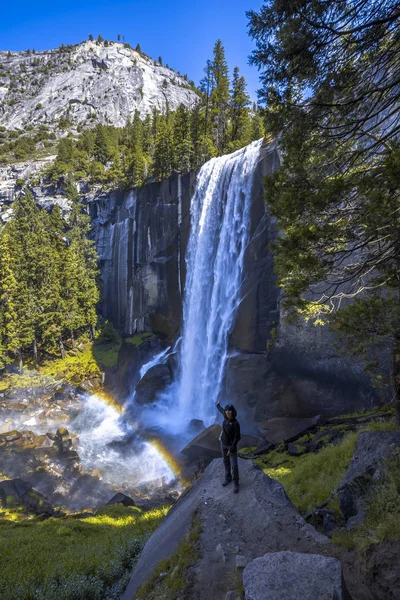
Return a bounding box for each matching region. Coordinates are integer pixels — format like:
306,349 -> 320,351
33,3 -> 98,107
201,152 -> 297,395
215,402 -> 241,493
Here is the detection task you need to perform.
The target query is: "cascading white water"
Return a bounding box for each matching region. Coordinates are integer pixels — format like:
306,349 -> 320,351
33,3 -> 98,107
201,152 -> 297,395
177,139 -> 263,426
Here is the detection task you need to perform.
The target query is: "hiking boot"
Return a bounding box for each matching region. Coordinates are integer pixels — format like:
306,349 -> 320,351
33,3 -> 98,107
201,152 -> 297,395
233,481 -> 239,493
222,478 -> 232,487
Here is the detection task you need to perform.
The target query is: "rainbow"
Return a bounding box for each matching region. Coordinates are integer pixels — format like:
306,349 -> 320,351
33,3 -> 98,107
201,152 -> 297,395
90,390 -> 183,479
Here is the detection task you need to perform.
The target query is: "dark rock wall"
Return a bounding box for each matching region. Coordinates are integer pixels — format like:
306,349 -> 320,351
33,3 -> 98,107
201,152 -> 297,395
89,172 -> 196,338
90,141 -> 386,421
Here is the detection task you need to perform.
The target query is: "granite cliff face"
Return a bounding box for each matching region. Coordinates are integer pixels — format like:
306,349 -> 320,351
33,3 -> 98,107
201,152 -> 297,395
0,41 -> 199,130
88,140 -> 384,421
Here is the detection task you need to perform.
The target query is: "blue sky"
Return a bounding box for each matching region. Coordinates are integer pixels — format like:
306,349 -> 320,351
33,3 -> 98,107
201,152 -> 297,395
1,0 -> 263,101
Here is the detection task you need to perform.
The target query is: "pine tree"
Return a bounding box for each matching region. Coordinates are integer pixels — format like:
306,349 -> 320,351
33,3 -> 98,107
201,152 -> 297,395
6,191 -> 53,367
228,67 -> 251,151
199,59 -> 214,136
65,201 -> 100,340
250,108 -> 264,141
210,40 -> 230,153
152,117 -> 174,180
173,104 -> 193,173
191,103 -> 215,170
0,230 -> 20,369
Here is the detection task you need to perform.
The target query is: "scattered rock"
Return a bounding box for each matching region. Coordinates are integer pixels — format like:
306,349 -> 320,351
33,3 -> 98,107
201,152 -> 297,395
287,442 -> 309,456
308,429 -> 344,452
0,478 -> 54,516
243,551 -> 351,600
236,554 -> 247,569
216,543 -> 228,563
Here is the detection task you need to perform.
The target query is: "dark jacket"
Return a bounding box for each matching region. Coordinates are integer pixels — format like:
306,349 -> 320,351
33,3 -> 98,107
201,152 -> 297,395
216,403 -> 241,453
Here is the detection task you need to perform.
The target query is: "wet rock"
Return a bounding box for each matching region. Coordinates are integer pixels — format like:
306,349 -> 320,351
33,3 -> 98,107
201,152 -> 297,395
181,424 -> 222,462
0,430 -> 21,443
259,416 -> 320,445
106,492 -> 136,507
243,551 -> 350,600
135,364 -> 172,404
338,432 -> 400,525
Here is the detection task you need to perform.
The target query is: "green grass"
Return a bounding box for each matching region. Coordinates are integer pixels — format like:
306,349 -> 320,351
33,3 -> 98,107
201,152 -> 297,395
41,343 -> 102,384
256,432 -> 358,513
92,339 -> 122,369
125,333 -> 154,347
253,417 -> 398,515
0,504 -> 169,600
136,513 -> 202,600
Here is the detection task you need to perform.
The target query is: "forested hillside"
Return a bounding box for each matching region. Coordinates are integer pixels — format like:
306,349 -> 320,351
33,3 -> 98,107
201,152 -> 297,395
0,190 -> 99,370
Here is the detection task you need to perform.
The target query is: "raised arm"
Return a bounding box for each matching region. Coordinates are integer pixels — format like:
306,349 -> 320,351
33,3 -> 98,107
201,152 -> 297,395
216,402 -> 225,416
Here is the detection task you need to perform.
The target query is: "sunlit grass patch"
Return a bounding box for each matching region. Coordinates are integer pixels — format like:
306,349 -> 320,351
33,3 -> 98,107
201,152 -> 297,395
0,504 -> 169,600
256,432 -> 358,514
41,342 -> 102,384
125,332 -> 154,347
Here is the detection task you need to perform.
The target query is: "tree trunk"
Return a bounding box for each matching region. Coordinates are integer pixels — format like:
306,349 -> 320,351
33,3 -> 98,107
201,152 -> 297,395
71,330 -> 75,349
391,334 -> 400,426
33,338 -> 38,370
59,337 -> 65,359
16,349 -> 23,374
89,324 -> 95,340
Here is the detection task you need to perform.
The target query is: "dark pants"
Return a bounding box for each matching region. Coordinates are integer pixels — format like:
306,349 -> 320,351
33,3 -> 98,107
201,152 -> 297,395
221,444 -> 239,482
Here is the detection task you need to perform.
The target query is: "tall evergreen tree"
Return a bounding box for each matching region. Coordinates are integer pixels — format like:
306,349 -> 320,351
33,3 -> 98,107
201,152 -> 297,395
152,117 -> 174,180
173,104 -> 193,173
199,59 -> 214,137
210,40 -> 230,153
0,230 -> 19,369
228,67 -> 251,151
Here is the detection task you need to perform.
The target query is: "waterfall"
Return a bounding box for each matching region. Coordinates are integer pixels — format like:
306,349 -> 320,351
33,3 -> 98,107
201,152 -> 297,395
176,139 -> 263,426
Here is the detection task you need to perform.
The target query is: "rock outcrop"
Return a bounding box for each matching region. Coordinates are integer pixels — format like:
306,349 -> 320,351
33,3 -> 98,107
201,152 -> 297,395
122,458 -> 336,600
0,41 -> 199,130
338,431 -> 400,527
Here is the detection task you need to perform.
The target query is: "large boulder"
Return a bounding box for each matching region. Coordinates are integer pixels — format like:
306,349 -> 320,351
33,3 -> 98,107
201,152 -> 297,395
0,478 -> 54,516
181,424 -> 222,462
135,364 -> 172,404
106,492 -> 136,507
243,551 -> 351,600
338,431 -> 400,526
